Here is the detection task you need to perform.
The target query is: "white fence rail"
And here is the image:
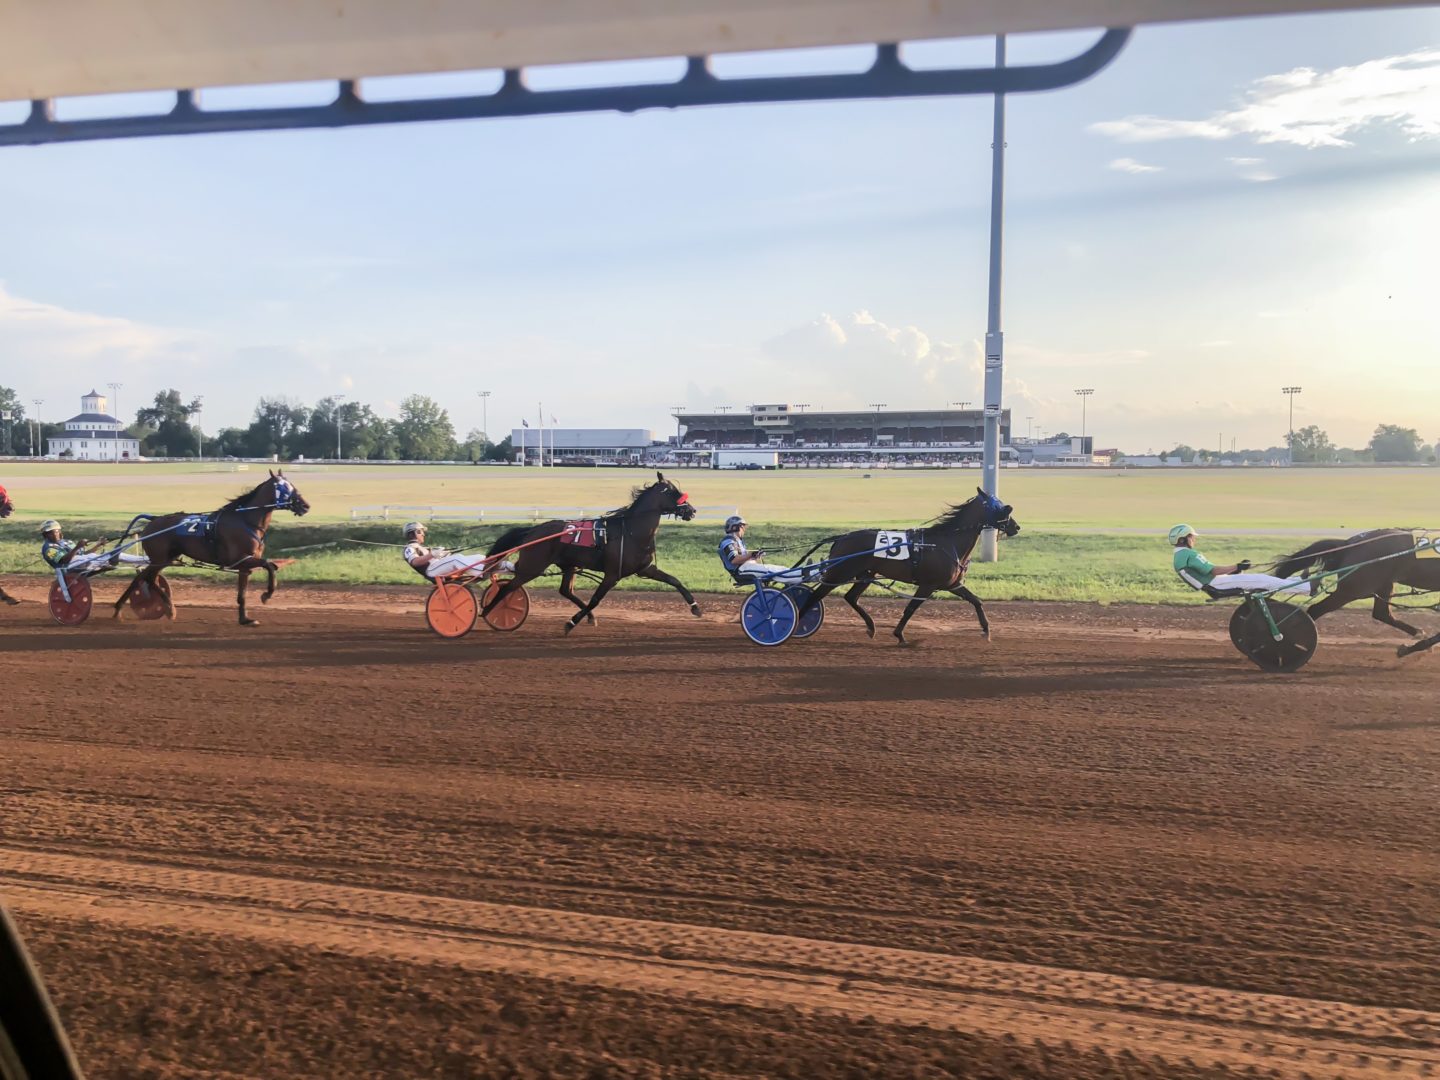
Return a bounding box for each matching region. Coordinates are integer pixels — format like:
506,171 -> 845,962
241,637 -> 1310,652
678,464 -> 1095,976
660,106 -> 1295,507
350,504 -> 737,525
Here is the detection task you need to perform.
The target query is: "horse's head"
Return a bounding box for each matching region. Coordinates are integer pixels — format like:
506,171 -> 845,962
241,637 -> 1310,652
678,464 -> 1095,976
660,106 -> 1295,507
635,471 -> 696,521
0,488 -> 11,519
976,487 -> 1020,538
269,469 -> 310,517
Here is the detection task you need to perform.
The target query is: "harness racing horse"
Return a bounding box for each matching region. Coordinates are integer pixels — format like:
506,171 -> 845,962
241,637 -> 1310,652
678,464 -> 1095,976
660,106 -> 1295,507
794,488 -> 1020,646
484,473 -> 700,634
112,470 -> 310,625
1274,528 -> 1440,657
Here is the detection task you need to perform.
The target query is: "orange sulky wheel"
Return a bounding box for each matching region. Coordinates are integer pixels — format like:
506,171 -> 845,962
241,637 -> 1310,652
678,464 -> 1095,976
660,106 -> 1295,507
48,574 -> 93,626
482,581 -> 530,632
425,581 -> 478,639
128,573 -> 172,621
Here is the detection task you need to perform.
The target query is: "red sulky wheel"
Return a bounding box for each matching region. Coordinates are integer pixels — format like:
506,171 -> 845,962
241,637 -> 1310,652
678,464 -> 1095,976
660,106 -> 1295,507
482,581 -> 530,632
128,573 -> 172,621
48,574 -> 93,626
425,581 -> 478,639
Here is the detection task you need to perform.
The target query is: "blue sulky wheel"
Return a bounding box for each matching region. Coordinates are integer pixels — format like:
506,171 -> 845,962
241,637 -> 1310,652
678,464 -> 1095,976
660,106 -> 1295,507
741,587 -> 798,647
782,584 -> 825,640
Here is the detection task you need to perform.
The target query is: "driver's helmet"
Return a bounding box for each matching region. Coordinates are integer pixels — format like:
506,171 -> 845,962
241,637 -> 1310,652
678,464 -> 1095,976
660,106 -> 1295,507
40,519 -> 61,538
403,521 -> 426,540
724,515 -> 746,534
1168,523 -> 1196,546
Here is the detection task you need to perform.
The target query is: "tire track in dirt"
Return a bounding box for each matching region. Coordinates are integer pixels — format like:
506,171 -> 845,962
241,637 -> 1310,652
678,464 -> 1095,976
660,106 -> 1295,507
4,848 -> 1436,1078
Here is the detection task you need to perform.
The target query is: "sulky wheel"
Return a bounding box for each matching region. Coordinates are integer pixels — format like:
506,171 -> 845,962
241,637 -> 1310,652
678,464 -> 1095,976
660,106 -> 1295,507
425,581 -> 478,639
1229,598 -> 1318,673
128,573 -> 172,621
782,584 -> 825,640
48,574 -> 93,627
482,581 -> 530,632
741,587 -> 798,647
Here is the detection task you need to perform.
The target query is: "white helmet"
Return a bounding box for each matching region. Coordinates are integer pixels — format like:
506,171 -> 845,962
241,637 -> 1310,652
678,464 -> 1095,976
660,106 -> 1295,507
403,521 -> 426,539
725,515 -> 746,533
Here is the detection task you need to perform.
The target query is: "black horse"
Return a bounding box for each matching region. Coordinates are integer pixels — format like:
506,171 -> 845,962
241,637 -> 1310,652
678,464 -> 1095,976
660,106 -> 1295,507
795,487 -> 1020,645
484,472 -> 700,633
1274,528 -> 1440,656
113,470 -> 310,625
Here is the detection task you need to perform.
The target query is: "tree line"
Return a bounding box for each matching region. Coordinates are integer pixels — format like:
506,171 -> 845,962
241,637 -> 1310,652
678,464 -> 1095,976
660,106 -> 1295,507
0,385 -> 511,462
1156,424 -> 1436,465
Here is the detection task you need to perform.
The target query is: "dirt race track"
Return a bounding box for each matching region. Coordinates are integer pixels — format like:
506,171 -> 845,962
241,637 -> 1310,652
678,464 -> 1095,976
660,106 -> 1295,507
2,579 -> 1438,1079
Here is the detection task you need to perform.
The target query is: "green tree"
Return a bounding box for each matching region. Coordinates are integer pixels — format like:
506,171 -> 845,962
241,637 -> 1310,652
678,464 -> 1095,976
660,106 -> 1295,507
136,389 -> 203,457
1287,425 -> 1335,464
245,397 -> 309,459
0,386 -> 25,455
485,434 -> 513,462
457,427 -> 492,463
1368,424 -> 1421,462
393,395 -> 457,461
339,403 -> 397,460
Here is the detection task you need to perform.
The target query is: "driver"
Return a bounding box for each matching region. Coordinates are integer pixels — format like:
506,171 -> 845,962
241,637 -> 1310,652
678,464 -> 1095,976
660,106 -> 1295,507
1170,524 -> 1313,596
718,516 -> 806,584
40,520 -> 147,574
402,521 -> 513,579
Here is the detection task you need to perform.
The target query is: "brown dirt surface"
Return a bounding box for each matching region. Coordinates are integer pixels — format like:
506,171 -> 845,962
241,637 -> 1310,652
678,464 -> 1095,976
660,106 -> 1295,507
1,579 -> 1438,1079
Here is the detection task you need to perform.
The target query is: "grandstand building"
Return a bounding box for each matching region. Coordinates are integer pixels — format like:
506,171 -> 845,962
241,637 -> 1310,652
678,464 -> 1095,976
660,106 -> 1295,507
673,404 -> 1015,467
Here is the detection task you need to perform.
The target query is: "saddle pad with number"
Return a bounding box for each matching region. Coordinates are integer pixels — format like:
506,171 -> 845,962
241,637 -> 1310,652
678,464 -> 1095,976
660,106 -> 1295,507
1417,538 -> 1440,559
178,513 -> 215,537
874,530 -> 911,560
560,520 -> 603,548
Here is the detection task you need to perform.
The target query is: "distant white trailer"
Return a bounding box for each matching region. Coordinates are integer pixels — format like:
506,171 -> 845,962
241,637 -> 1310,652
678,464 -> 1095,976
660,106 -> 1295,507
714,450 -> 780,470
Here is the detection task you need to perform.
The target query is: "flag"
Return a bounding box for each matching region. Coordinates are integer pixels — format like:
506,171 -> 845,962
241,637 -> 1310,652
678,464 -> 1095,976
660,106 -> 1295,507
521,419 -> 529,427
550,415 -> 557,425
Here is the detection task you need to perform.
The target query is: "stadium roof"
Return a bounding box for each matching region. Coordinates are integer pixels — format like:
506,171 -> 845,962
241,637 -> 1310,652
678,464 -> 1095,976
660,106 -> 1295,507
1,0 -> 1424,102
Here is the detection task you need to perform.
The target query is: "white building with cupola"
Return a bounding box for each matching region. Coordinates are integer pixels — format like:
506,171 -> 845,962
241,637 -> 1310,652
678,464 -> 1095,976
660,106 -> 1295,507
47,390 -> 141,461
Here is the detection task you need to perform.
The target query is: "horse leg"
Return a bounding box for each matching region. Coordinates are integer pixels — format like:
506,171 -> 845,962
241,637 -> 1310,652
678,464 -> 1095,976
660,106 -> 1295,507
1303,591 -> 1349,622
237,568 -> 259,626
635,563 -> 702,617
1398,630 -> 1440,658
481,564 -> 545,617
893,588 -> 935,646
949,584 -> 990,639
565,574 -> 618,635
841,581 -> 876,639
0,585 -> 18,606
557,568 -> 595,624
260,560 -> 278,604
111,568 -> 148,619
1370,586 -> 1421,637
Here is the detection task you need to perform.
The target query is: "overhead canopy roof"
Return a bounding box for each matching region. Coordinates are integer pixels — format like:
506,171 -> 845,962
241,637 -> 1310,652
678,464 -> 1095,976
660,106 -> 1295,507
0,0 -> 1427,102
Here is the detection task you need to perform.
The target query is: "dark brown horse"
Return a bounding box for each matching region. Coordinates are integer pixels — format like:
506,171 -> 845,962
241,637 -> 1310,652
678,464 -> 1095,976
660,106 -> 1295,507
1275,529 -> 1440,656
794,488 -> 1020,645
484,472 -> 700,633
113,470 -> 310,625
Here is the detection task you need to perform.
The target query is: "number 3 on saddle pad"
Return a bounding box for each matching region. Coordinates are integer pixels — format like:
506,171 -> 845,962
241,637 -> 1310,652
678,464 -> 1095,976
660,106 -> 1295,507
874,531 -> 910,559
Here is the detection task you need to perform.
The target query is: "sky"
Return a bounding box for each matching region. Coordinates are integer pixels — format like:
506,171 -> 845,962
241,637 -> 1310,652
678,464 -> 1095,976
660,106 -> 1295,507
0,6 -> 1437,453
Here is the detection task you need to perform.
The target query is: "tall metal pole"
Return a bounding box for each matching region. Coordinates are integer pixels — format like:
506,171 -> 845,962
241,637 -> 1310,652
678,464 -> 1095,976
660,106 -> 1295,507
31,399 -> 43,458
1074,388 -> 1093,458
979,35 -> 1007,562
335,393 -> 347,460
1282,386 -> 1302,465
107,381 -> 123,462
194,396 -> 204,462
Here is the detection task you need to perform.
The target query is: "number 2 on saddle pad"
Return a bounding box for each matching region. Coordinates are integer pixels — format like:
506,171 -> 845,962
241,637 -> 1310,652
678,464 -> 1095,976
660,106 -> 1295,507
874,530 -> 910,559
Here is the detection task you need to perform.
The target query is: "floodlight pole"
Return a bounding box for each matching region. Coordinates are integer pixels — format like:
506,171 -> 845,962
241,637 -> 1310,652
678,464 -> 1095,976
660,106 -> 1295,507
335,393 -> 347,460
1075,388 -> 1094,458
979,35 -> 1007,563
1282,386 -> 1302,465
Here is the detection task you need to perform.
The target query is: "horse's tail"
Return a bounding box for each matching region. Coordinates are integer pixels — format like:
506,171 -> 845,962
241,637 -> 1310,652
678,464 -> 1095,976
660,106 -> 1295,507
488,525 -> 535,558
1274,539 -> 1348,579
121,513 -> 155,539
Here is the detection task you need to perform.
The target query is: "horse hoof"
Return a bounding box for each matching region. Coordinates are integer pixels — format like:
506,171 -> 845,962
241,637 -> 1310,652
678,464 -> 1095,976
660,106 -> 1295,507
865,628 -> 875,639
690,603 -> 703,617
240,618 -> 259,627
1,596 -> 19,606
1397,644 -> 1414,658
261,594 -> 274,605
563,622 -> 576,636
586,614 -> 596,625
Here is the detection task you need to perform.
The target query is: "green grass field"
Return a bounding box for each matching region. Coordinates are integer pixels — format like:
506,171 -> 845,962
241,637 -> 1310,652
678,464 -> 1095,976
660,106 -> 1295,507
4,461 -> 1433,604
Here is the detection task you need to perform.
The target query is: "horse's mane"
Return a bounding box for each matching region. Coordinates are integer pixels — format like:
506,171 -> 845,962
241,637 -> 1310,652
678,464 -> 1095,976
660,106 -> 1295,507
221,476 -> 273,511
607,478 -> 669,518
925,493 -> 987,532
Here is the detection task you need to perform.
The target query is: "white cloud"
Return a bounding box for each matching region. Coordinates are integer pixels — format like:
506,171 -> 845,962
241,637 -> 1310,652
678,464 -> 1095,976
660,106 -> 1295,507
1198,339 -> 1233,348
1008,342 -> 1152,368
1108,157 -> 1164,174
1226,157 -> 1263,166
0,281 -> 199,366
763,311 -> 980,386
1090,48 -> 1440,149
